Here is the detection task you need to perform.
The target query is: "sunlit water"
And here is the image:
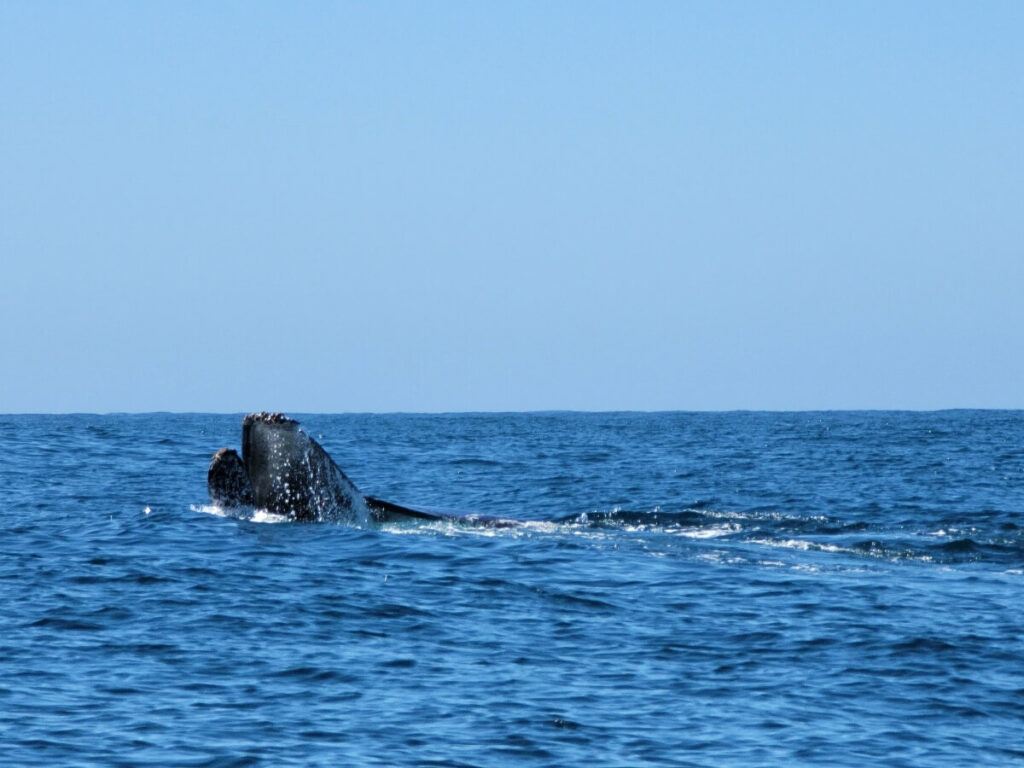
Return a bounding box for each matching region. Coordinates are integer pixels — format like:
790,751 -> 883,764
2,412 -> 1022,766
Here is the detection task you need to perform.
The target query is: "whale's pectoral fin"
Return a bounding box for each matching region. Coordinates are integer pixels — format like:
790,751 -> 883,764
365,496 -> 445,524
208,448 -> 254,507
364,496 -> 520,528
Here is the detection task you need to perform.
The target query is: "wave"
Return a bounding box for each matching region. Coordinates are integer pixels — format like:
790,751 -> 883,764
190,504 -> 290,524
188,500 -> 1024,568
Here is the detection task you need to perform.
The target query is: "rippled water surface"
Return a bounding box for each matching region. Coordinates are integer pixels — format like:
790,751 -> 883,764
2,411 -> 1023,766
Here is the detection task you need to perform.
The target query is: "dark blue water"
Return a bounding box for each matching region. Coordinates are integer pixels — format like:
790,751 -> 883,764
2,412 -> 1023,766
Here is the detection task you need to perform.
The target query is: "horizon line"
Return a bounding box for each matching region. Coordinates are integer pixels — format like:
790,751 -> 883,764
2,407 -> 1021,417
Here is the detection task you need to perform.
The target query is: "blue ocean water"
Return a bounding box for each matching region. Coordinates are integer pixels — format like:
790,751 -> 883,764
1,411 -> 1022,767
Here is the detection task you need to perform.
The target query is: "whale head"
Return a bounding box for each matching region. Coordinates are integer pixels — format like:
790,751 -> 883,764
238,412 -> 370,523
207,447 -> 254,508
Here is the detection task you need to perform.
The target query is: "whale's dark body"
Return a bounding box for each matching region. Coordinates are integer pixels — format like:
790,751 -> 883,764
208,412 -> 498,525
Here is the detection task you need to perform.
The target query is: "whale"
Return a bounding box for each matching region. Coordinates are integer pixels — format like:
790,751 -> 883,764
208,412 -> 504,525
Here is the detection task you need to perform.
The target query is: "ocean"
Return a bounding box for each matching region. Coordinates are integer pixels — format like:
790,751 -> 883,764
1,411 -> 1022,766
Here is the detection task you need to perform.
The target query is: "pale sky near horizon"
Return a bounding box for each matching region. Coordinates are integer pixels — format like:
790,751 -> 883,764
2,2 -> 1022,413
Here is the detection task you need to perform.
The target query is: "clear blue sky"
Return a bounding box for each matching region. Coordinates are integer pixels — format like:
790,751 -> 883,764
2,2 -> 1021,412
